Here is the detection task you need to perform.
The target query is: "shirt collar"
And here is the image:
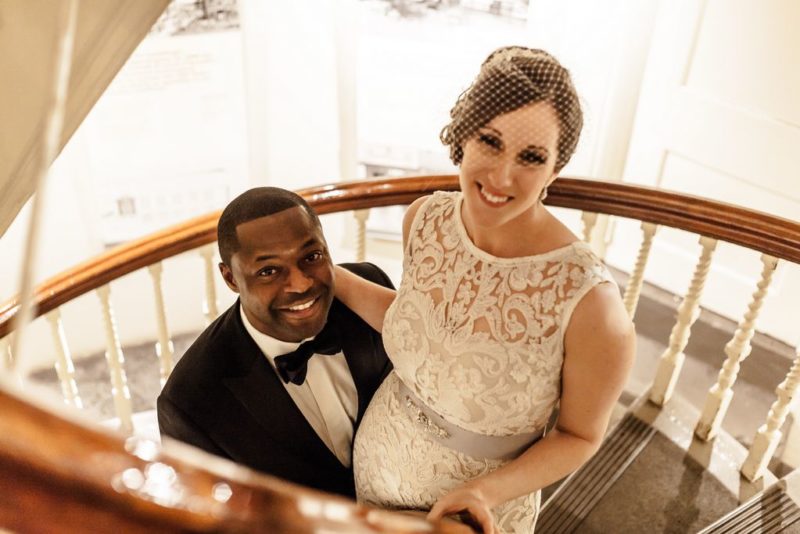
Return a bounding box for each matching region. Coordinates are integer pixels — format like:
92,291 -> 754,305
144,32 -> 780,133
239,304 -> 311,365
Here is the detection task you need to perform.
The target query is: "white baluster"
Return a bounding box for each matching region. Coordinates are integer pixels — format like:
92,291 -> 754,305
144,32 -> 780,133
354,209 -> 370,262
199,244 -> 219,325
696,254 -> 779,441
0,336 -> 12,377
0,334 -> 24,390
622,222 -> 659,319
649,236 -> 717,406
148,262 -> 174,386
45,309 -> 83,409
581,211 -> 599,244
596,217 -> 616,261
96,284 -> 133,434
741,340 -> 800,481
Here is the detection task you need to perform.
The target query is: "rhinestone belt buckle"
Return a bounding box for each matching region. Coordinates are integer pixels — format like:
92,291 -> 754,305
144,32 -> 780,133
404,396 -> 450,439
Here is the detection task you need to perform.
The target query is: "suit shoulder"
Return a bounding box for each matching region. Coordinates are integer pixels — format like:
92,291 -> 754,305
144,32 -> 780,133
161,304 -> 239,395
337,261 -> 394,289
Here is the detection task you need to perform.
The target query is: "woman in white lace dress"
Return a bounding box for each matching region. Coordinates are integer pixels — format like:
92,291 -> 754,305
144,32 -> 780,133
335,47 -> 635,534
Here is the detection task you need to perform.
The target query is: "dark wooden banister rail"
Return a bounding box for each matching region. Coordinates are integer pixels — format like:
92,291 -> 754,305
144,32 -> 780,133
2,174 -> 799,339
2,175 -> 799,532
0,385 -> 471,533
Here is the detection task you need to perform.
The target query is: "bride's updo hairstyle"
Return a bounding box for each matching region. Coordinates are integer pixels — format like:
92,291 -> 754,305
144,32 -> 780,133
440,46 -> 583,172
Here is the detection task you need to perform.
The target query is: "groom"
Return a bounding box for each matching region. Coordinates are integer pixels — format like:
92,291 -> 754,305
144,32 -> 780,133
158,187 -> 393,498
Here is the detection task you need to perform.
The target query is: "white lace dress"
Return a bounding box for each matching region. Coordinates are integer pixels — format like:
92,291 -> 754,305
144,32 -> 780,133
353,191 -> 614,533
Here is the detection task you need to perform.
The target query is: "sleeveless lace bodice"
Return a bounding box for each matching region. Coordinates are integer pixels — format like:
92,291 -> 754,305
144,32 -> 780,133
354,191 -> 615,533
386,191 -> 613,435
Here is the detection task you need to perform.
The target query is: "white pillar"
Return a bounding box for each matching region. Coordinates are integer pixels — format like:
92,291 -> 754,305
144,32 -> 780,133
741,339 -> 800,481
0,335 -> 13,380
199,244 -> 219,325
696,254 -> 779,441
45,308 -> 83,408
353,209 -> 370,263
649,236 -> 717,406
334,0 -> 358,183
147,262 -> 174,386
782,402 -> 800,469
580,211 -> 599,244
622,222 -> 658,319
238,0 -> 344,189
96,284 -> 133,434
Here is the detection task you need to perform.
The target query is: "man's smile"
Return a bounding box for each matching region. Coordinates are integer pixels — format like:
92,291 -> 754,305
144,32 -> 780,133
277,295 -> 323,320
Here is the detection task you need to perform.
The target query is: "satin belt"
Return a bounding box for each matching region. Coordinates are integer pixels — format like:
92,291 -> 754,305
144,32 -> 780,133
397,379 -> 543,461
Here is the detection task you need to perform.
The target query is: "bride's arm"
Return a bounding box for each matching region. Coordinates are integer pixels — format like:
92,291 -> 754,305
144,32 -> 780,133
428,282 -> 636,532
334,266 -> 395,332
334,195 -> 429,332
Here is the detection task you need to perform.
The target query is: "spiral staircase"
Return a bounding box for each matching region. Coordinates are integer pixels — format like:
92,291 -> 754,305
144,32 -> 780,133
3,2 -> 800,531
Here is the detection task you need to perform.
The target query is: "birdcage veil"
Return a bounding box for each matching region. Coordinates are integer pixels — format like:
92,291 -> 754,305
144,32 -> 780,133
440,46 -> 583,174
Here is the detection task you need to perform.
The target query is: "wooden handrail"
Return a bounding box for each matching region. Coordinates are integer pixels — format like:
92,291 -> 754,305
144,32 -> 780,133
0,386 -> 470,533
2,175 -> 799,531
1,175 -> 798,338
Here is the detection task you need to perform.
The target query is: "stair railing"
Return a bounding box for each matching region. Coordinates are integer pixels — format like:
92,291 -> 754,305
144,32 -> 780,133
0,175 -> 799,531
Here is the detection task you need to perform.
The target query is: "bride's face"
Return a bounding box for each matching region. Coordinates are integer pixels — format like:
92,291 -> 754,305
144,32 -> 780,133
458,101 -> 560,232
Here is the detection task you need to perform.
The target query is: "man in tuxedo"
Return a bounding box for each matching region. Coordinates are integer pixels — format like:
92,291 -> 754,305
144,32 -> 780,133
157,187 -> 393,498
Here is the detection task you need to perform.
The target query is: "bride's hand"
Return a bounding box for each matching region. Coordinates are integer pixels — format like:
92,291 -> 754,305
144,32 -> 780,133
427,483 -> 497,534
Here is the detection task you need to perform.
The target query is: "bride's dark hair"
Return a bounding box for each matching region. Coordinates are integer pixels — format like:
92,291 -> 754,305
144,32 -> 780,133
440,46 -> 583,172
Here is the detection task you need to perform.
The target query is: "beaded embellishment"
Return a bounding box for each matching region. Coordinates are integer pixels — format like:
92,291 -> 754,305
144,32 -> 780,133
404,395 -> 450,439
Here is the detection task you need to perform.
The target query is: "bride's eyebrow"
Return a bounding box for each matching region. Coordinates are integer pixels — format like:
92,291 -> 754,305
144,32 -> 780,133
524,144 -> 550,155
478,126 -> 503,137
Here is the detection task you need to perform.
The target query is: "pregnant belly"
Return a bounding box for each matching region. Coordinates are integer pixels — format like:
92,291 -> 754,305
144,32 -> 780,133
353,373 -> 498,509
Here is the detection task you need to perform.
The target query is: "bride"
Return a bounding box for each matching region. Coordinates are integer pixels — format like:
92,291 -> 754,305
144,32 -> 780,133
335,46 -> 635,534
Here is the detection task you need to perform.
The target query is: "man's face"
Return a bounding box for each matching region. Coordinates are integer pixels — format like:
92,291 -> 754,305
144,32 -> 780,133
219,207 -> 335,342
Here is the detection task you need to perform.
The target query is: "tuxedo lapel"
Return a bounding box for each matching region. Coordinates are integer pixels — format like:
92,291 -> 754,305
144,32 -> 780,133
223,359 -> 338,465
330,300 -> 382,421
222,307 -> 342,468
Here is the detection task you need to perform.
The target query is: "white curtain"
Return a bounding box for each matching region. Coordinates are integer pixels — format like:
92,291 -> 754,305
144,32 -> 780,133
0,0 -> 169,237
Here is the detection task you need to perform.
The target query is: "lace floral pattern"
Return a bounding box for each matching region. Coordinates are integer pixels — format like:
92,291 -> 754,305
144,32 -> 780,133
354,191 -> 613,533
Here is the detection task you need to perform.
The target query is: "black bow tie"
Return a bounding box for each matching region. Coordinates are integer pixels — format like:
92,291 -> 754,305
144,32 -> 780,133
273,324 -> 342,385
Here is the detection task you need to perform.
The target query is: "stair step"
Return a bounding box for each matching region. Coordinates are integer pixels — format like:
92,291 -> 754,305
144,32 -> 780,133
538,412 -> 656,533
699,483 -> 800,534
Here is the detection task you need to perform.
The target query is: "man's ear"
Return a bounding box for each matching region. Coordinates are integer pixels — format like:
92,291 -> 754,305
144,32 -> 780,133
219,262 -> 239,293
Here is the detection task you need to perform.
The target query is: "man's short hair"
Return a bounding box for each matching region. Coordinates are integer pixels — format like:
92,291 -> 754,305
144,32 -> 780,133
217,187 -> 321,265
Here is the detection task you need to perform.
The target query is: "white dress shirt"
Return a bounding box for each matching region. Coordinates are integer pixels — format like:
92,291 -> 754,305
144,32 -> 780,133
240,306 -> 358,467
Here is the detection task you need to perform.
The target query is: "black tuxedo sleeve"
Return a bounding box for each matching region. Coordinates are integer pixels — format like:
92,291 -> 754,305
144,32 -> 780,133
338,261 -> 395,290
158,394 -> 227,457
335,261 -> 395,390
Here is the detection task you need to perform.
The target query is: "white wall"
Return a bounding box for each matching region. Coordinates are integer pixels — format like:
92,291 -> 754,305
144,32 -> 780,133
239,0 -> 345,189
4,0 -> 798,379
3,0 -> 359,376
608,0 -> 800,346
2,27 -> 251,375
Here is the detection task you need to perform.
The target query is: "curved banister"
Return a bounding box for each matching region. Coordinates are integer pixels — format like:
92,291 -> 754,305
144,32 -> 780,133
1,175 -> 799,339
296,175 -> 800,261
2,175 -> 799,531
0,386 -> 470,533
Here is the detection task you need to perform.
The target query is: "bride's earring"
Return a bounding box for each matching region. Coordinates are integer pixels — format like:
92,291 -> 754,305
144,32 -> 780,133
539,186 -> 548,202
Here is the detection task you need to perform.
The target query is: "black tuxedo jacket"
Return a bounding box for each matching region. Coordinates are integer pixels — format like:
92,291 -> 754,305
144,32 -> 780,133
157,262 -> 393,498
